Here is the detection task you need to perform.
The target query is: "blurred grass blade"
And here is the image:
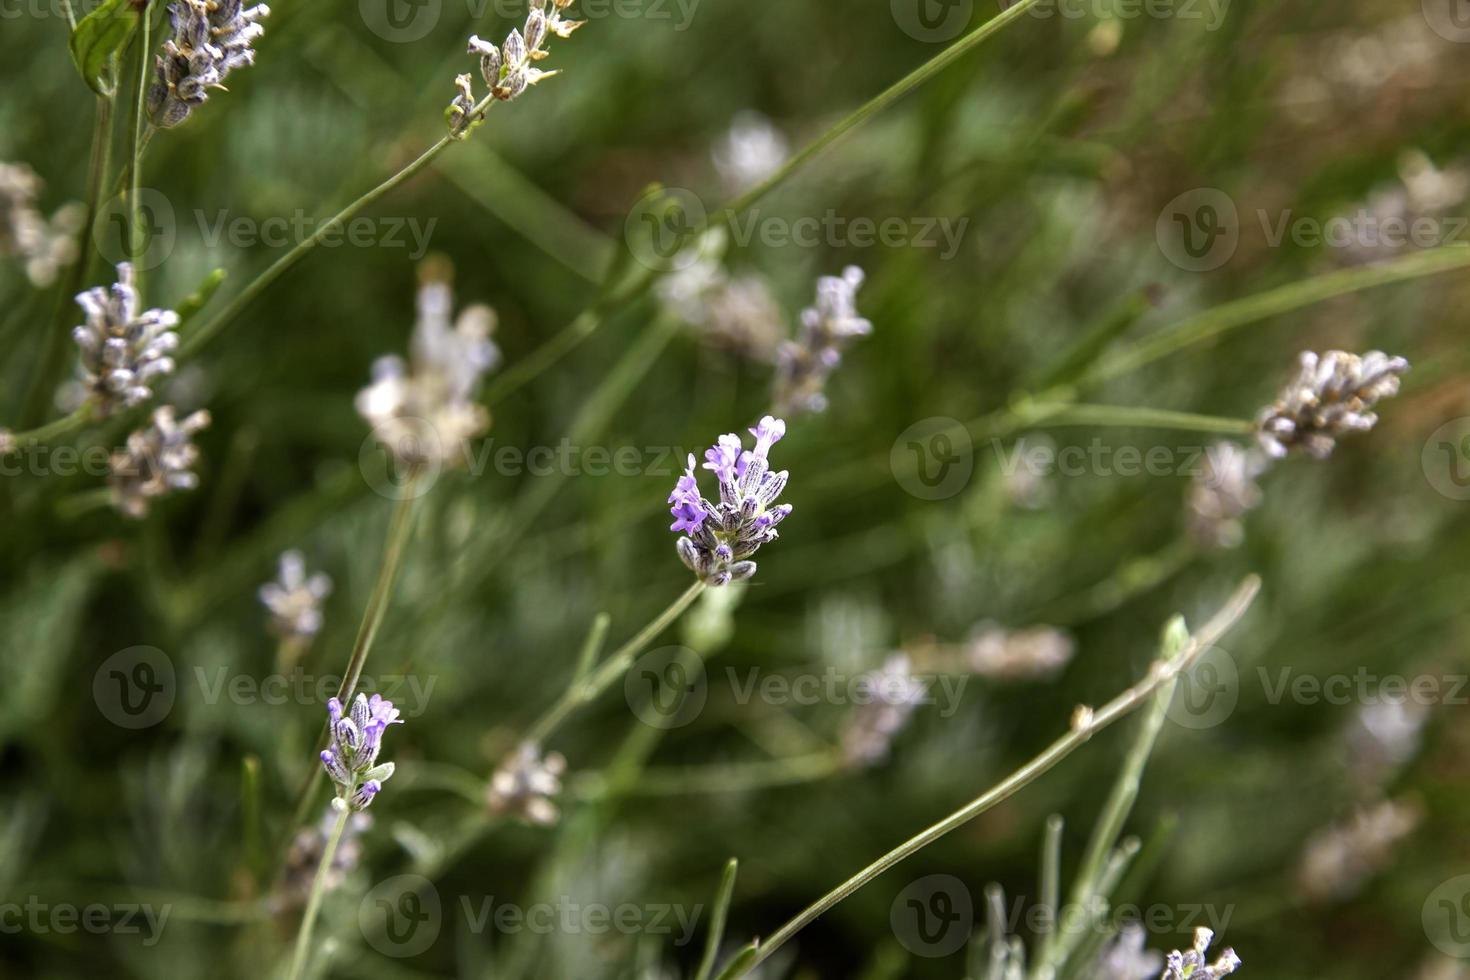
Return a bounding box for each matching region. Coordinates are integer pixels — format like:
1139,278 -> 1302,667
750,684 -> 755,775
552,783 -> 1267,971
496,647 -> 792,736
694,858 -> 740,980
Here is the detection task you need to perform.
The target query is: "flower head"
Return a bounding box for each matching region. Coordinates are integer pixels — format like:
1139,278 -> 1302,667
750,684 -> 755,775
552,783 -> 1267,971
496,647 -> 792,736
1186,441 -> 1266,549
774,266 -> 872,415
259,550 -> 332,642
486,742 -> 567,826
356,276 -> 499,468
1159,928 -> 1241,980
0,162 -> 83,288
108,406 -> 210,518
1256,350 -> 1409,459
71,262 -> 180,417
148,0 -> 271,128
840,654 -> 926,767
670,416 -> 792,585
449,1 -> 581,135
319,693 -> 402,811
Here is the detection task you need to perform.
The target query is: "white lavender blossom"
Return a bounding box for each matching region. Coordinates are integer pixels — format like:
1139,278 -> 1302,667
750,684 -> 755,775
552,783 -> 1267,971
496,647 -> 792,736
320,694 -> 402,811
259,550 -> 332,642
108,406 -> 210,518
1091,924 -> 1164,980
966,623 -> 1074,680
669,416 -> 793,585
1256,350 -> 1409,459
486,742 -> 566,826
71,262 -> 180,417
773,266 -> 872,415
148,0 -> 271,128
840,654 -> 926,767
1296,798 -> 1421,903
1159,928 -> 1240,980
450,0 -> 582,134
712,111 -> 790,196
1186,442 -> 1266,549
355,278 -> 499,468
0,162 -> 82,288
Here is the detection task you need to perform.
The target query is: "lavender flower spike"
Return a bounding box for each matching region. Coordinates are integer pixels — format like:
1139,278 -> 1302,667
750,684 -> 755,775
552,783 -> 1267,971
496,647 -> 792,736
1159,928 -> 1241,980
670,415 -> 792,585
149,0 -> 272,128
319,693 -> 403,811
72,262 -> 180,417
1256,349 -> 1409,459
773,266 -> 872,416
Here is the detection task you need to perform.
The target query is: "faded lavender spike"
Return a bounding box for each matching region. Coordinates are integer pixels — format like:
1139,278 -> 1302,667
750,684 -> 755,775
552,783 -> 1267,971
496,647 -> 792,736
1256,349 -> 1409,459
319,692 -> 403,811
107,405 -> 210,518
148,0 -> 272,128
71,262 -> 180,417
449,1 -> 582,134
839,654 -> 926,768
1159,928 -> 1241,980
669,415 -> 792,585
1186,441 -> 1266,549
486,742 -> 567,826
259,550 -> 332,642
773,266 -> 872,416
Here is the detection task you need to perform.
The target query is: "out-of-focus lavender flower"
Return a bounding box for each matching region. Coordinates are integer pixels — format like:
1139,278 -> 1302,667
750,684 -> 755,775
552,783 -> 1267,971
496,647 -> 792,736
486,742 -> 566,826
773,267 -> 872,416
320,693 -> 402,811
712,111 -> 789,196
451,1 -> 582,134
669,416 -> 792,585
840,654 -> 926,767
656,230 -> 785,361
1345,699 -> 1429,790
148,0 -> 271,128
1091,924 -> 1164,980
0,162 -> 82,288
966,623 -> 1074,681
1296,798 -> 1421,903
71,262 -> 180,418
1159,928 -> 1241,980
108,406 -> 210,518
259,550 -> 332,642
356,278 -> 499,468
1186,441 -> 1266,549
1256,350 -> 1409,459
275,807 -> 372,911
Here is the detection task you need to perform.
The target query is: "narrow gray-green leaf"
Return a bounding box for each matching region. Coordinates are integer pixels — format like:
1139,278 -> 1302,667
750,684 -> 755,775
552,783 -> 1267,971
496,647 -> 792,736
69,0 -> 137,95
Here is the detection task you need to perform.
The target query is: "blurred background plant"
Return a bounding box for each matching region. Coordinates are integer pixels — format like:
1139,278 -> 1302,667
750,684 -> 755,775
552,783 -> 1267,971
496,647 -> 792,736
2,0 -> 1469,977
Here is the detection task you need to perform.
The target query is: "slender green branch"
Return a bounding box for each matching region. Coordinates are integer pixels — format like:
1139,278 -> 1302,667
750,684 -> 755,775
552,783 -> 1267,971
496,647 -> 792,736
574,751 -> 843,799
523,581 -> 706,746
721,576 -> 1261,977
129,4 -> 154,279
4,408 -> 93,451
695,860 -> 741,980
285,803 -> 350,980
1027,404 -> 1255,435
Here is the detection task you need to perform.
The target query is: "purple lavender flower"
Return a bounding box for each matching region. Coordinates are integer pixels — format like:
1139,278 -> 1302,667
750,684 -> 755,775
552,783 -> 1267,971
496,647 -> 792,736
773,267 -> 872,416
319,693 -> 403,811
670,415 -> 792,585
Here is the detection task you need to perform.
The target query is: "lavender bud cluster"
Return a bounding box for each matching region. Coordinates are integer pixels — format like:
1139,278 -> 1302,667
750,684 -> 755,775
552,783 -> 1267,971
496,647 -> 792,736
259,550 -> 332,642
148,0 -> 271,128
71,262 -> 180,418
668,416 -> 793,585
486,742 -> 567,826
840,654 -> 926,767
319,694 -> 402,811
0,162 -> 83,288
449,0 -> 583,135
108,406 -> 211,518
1160,928 -> 1241,980
1256,349 -> 1410,459
773,266 -> 872,416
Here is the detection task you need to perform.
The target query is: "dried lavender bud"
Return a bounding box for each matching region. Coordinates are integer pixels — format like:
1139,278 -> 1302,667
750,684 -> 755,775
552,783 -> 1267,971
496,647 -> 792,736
1256,350 -> 1409,459
468,36 -> 501,87
259,550 -> 332,642
669,416 -> 792,585
1186,441 -> 1266,549
447,73 -> 478,136
1159,928 -> 1241,980
449,1 -> 579,125
840,654 -> 926,767
320,694 -> 402,811
966,623 -> 1074,680
773,266 -> 872,416
356,279 -> 499,468
71,262 -> 180,417
1296,798 -> 1421,903
149,0 -> 271,129
108,406 -> 210,518
486,742 -> 566,826
0,162 -> 83,288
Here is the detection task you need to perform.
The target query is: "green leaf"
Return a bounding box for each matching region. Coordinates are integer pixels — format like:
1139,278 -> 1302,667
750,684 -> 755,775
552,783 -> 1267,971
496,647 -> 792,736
69,0 -> 138,96
175,268 -> 228,328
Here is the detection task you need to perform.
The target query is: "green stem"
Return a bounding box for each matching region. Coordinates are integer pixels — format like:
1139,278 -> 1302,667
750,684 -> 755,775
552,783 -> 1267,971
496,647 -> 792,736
723,576 -> 1261,977
285,803 -> 350,980
4,407 -> 92,451
523,581 -> 706,746
130,4 -> 153,281
1027,404 -> 1255,435
576,751 -> 843,799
